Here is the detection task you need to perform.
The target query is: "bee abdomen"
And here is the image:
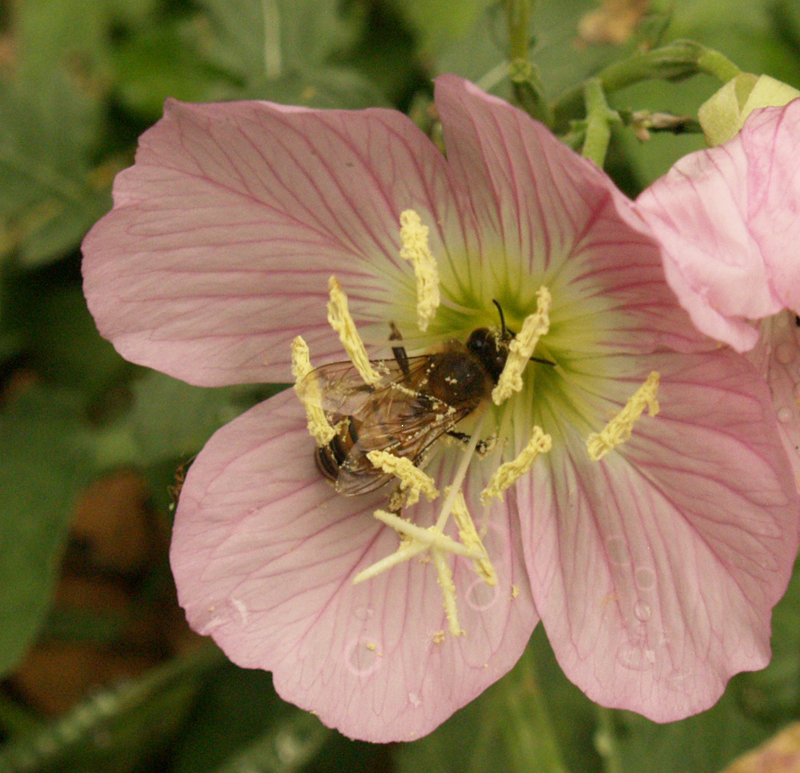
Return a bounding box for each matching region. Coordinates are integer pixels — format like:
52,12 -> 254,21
314,418 -> 358,482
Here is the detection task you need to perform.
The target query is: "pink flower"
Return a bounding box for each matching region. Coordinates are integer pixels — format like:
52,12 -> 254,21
636,99 -> 800,475
83,76 -> 799,742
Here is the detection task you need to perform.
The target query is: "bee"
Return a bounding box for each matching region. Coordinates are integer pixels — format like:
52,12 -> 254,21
311,302 -> 550,496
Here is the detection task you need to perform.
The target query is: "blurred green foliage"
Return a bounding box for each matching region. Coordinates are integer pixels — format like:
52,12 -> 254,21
2,0 -> 800,771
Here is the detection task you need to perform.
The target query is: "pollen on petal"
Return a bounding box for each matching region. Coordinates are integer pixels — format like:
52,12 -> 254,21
481,426 -> 552,503
492,286 -> 552,405
399,210 -> 440,332
586,371 -> 661,460
451,489 -> 497,586
431,548 -> 463,636
366,450 -> 439,505
327,276 -> 382,385
291,336 -> 336,445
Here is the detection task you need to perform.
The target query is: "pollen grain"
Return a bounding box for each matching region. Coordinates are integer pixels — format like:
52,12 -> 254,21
291,336 -> 336,445
492,286 -> 552,404
367,450 -> 439,505
481,426 -> 552,503
399,209 -> 440,332
327,276 -> 382,385
586,371 -> 660,460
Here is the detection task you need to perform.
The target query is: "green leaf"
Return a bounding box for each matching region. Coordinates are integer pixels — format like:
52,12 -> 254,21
613,686 -> 769,773
396,634 -> 574,773
735,558 -> 800,722
394,0 -> 496,51
0,76 -> 111,268
112,21 -> 236,120
171,664 -> 286,773
194,0 -> 362,84
17,285 -> 124,394
0,388 -> 94,679
94,371 -> 280,469
0,644 -> 222,773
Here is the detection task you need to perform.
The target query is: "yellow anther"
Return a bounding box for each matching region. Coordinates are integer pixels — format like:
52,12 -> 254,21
327,276 -> 381,385
481,426 -> 552,503
367,450 -> 439,505
587,371 -> 660,460
399,210 -> 440,332
492,287 -> 551,405
291,336 -> 336,445
431,548 -> 463,636
451,490 -> 497,586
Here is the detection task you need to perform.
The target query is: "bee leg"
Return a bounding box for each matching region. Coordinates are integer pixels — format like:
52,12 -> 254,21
389,321 -> 410,378
446,430 -> 490,455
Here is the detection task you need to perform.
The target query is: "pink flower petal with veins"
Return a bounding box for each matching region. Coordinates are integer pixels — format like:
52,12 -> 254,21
171,389 -> 537,743
523,349 -> 798,721
84,75 -> 800,740
83,99 -> 471,386
434,75 -> 708,356
636,99 -> 800,351
747,311 -> 800,480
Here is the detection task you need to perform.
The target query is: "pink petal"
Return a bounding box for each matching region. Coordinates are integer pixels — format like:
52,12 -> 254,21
741,99 -> 800,313
636,100 -> 800,349
83,99 -> 468,386
521,350 -> 798,721
433,75 -> 706,355
748,311 -> 800,480
170,389 -> 538,742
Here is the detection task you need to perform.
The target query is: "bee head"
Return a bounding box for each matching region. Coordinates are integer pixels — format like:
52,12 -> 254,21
465,327 -> 509,384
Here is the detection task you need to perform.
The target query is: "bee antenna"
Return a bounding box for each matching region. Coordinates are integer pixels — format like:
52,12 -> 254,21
491,299 -> 507,337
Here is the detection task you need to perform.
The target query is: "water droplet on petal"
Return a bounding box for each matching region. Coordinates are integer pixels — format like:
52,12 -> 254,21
777,406 -> 794,424
606,536 -> 630,566
634,566 -> 656,590
230,597 -> 249,627
354,606 -> 375,621
617,643 -> 655,671
466,579 -> 499,611
633,600 -> 651,621
408,692 -> 422,708
345,639 -> 382,676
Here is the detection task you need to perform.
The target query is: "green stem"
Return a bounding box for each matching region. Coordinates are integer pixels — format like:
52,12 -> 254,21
696,46 -> 741,83
504,0 -> 552,124
505,0 -> 531,62
595,706 -> 625,773
552,39 -> 741,130
581,78 -> 616,167
494,644 -> 571,773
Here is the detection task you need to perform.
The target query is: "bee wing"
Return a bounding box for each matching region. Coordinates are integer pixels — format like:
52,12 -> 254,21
306,359 -> 388,416
309,355 -> 433,417
334,389 -> 473,496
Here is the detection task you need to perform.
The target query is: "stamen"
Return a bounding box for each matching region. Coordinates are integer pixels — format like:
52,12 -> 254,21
451,490 -> 497,586
352,416 -> 489,636
431,548 -> 463,636
327,276 -> 381,385
586,371 -> 660,460
291,336 -> 336,445
481,426 -> 552,503
352,539 -> 429,585
371,509 -> 485,559
492,287 -> 552,405
399,210 -> 440,332
366,450 -> 439,505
